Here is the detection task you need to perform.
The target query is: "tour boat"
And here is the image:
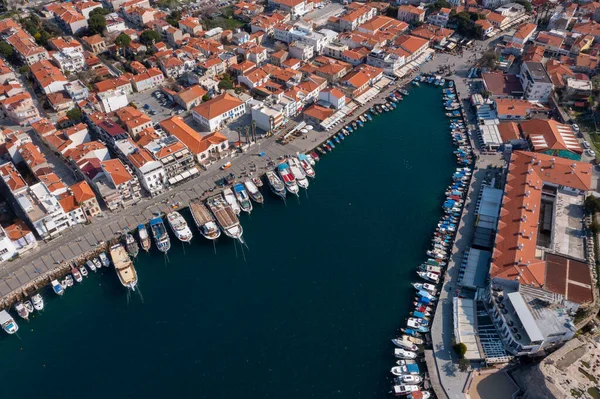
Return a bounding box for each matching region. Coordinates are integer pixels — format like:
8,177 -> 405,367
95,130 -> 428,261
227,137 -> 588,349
297,154 -> 315,178
288,157 -> 309,189
394,348 -> 417,359
125,233 -> 139,258
393,384 -> 419,396
207,195 -> 243,240
223,188 -> 241,215
392,339 -> 418,351
417,271 -> 440,283
167,211 -> 193,243
277,163 -> 299,196
189,200 -> 221,240
93,257 -> 102,269
80,265 -> 88,277
150,217 -> 171,253
233,183 -> 253,214
24,300 -> 34,314
110,243 -> 138,291
266,170 -> 286,199
51,279 -> 64,296
31,293 -> 44,311
99,253 -> 110,267
71,266 -> 83,283
244,179 -> 264,204
138,224 -> 151,252
14,302 -> 29,320
0,310 -> 18,334
86,259 -> 96,272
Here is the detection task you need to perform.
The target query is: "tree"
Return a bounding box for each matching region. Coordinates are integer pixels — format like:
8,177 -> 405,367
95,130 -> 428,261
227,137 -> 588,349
166,10 -> 180,27
0,42 -> 13,58
66,108 -> 83,122
140,30 -> 161,46
453,342 -> 467,358
89,14 -> 106,35
89,7 -> 108,17
18,65 -> 29,74
585,196 -> 600,214
218,79 -> 233,90
202,93 -> 210,102
514,0 -> 532,12
481,50 -> 498,69
458,358 -> 470,372
115,33 -> 131,48
427,0 -> 451,12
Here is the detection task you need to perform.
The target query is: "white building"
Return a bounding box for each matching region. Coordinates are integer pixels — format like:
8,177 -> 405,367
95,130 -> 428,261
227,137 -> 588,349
274,22 -> 329,54
0,226 -> 17,262
16,182 -> 71,240
51,49 -> 85,73
192,92 -> 249,132
97,89 -> 129,113
519,61 -> 554,102
65,80 -> 89,102
251,102 -> 285,132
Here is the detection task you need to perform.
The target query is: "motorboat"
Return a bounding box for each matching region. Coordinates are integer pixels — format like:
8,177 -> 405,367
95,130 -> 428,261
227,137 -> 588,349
266,170 -> 286,199
0,310 -> 18,334
407,391 -> 431,399
189,200 -> 221,240
402,335 -> 423,345
252,176 -> 263,188
99,253 -> 110,267
223,188 -> 241,215
51,279 -> 64,296
110,243 -> 138,291
394,348 -> 417,359
277,163 -> 299,196
417,271 -> 440,283
86,259 -> 96,272
395,374 -> 422,384
80,265 -> 88,277
407,318 -> 430,333
309,152 -> 319,162
233,183 -> 253,214
24,300 -> 34,314
93,257 -> 101,270
392,339 -> 418,351
297,154 -> 315,178
31,293 -> 44,311
412,282 -> 437,294
393,384 -> 419,396
71,266 -> 82,283
125,233 -> 139,258
288,157 -> 309,189
138,224 -> 151,252
65,275 -> 74,287
14,302 -> 29,320
408,316 -> 429,327
244,179 -> 264,204
167,211 -> 193,243
305,153 -> 316,166
150,217 -> 171,253
207,194 -> 243,240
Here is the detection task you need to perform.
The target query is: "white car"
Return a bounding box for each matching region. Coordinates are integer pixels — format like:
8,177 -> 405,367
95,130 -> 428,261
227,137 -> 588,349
583,141 -> 591,149
586,149 -> 595,157
571,123 -> 580,132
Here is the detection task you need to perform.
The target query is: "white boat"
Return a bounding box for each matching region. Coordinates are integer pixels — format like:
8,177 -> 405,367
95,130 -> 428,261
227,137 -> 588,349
189,200 -> 221,240
402,335 -> 424,345
86,259 -> 96,272
99,253 -> 110,267
0,310 -> 18,334
51,279 -> 64,296
297,154 -> 315,178
392,339 -> 418,351
266,170 -> 287,199
394,348 -> 417,359
395,374 -> 422,384
288,157 -> 309,189
393,384 -> 419,396
110,243 -> 138,291
223,188 -> 241,215
408,391 -> 431,399
167,211 -> 193,243
277,163 -> 299,196
93,257 -> 102,269
207,195 -> 243,240
412,282 -> 436,294
305,154 -> 316,166
150,217 -> 171,253
244,179 -> 264,204
24,300 -> 34,314
80,265 -> 88,277
31,293 -> 44,311
233,183 -> 253,214
65,275 -> 74,287
14,302 -> 29,320
417,271 -> 440,283
71,266 -> 83,283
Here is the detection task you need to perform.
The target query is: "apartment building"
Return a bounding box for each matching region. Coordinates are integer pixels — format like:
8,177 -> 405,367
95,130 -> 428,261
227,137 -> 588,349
519,61 -> 554,102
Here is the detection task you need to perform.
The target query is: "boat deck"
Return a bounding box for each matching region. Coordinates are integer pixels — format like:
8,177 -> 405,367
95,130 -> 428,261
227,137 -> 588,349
190,201 -> 214,225
208,197 -> 238,229
110,245 -> 137,285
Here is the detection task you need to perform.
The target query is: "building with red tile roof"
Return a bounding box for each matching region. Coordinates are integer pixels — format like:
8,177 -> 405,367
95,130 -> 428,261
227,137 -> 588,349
519,119 -> 582,156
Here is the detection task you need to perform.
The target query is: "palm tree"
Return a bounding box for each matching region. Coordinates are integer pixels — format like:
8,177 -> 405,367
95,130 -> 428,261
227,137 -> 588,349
251,119 -> 257,142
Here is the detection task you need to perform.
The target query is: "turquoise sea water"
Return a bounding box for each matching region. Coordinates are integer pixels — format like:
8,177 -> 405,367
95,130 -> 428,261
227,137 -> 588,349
0,85 -> 455,399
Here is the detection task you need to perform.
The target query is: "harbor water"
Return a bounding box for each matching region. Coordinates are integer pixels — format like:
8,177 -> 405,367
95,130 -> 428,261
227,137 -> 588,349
0,86 -> 455,398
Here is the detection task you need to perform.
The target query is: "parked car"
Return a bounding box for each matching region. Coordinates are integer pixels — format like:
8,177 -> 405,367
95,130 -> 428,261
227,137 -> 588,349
571,123 -> 580,133
583,141 -> 591,149
143,104 -> 150,109
586,149 -> 595,157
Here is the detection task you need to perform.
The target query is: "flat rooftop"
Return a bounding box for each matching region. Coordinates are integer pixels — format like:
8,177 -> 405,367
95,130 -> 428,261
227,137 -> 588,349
525,61 -> 552,84
551,190 -> 585,260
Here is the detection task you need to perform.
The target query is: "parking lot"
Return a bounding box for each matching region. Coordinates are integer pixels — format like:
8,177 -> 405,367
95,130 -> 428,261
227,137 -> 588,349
129,89 -> 188,124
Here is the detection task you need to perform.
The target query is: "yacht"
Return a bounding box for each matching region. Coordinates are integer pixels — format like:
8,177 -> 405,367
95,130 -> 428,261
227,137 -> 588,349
109,243 -> 138,291
288,157 -> 309,189
189,200 -> 221,240
277,163 -> 299,195
394,348 -> 417,359
31,293 -> 44,311
138,224 -> 151,252
223,188 -> 241,215
207,195 -> 243,240
266,170 -> 286,199
233,183 -> 253,214
0,310 -> 18,334
99,253 -> 110,267
412,282 -> 437,294
244,179 -> 264,204
167,211 -> 193,243
14,302 -> 29,320
297,154 -> 315,178
86,259 -> 96,272
51,279 -> 64,296
125,233 -> 139,258
150,217 -> 171,253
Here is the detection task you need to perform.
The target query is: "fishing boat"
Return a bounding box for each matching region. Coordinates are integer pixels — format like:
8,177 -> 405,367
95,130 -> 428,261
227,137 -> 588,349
392,339 -> 418,351
124,233 -> 139,258
110,243 -> 138,291
309,152 -> 320,162
297,154 -> 315,178
24,300 -> 34,314
14,302 -> 29,320
305,153 -> 316,165
207,194 -> 243,240
93,257 -> 102,269
167,211 -> 193,243
393,384 -> 419,396
71,266 -> 82,283
51,279 -> 64,296
288,157 -> 309,189
266,170 -> 286,199
317,147 -> 326,155
0,310 -> 18,334
233,183 -> 253,214
252,176 -> 263,188
277,163 -> 299,196
150,217 -> 171,253
244,179 -> 264,204
399,89 -> 409,96
99,253 -> 110,267
223,188 -> 241,215
394,348 -> 417,359
31,293 -> 43,311
86,259 -> 96,272
138,224 -> 151,252
417,271 -> 440,283
189,200 -> 221,240
80,265 -> 88,277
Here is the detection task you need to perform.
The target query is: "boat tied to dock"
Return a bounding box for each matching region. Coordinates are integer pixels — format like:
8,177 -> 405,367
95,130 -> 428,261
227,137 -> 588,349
138,223 -> 151,252
150,217 -> 171,253
189,200 -> 221,240
207,194 -> 243,240
167,211 -> 194,243
110,243 -> 138,291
